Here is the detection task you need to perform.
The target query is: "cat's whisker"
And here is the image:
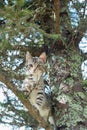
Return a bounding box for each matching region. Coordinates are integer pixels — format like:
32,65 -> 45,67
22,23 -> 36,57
22,51 -> 55,129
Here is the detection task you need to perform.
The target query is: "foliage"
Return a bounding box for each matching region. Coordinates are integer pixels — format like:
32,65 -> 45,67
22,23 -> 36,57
0,0 -> 87,130
48,50 -> 87,130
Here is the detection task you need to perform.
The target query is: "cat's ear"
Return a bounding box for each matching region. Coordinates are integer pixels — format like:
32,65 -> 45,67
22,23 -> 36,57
26,51 -> 33,62
39,52 -> 46,63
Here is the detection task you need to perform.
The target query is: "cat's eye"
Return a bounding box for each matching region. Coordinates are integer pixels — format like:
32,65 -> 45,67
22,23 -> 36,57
29,64 -> 33,67
30,74 -> 33,77
26,64 -> 33,69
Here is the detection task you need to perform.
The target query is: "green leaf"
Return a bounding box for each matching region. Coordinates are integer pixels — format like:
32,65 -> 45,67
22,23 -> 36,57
16,0 -> 25,7
51,34 -> 61,39
77,92 -> 86,99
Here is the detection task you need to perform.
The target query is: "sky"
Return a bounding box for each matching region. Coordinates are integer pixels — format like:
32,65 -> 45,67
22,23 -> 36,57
0,41 -> 87,130
0,0 -> 87,129
0,125 -> 27,130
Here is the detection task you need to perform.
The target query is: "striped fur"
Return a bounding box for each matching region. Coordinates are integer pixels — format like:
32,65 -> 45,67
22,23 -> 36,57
22,51 -> 55,126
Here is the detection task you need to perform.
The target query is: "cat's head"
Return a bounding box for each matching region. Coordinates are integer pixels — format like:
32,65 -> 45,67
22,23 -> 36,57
25,51 -> 47,83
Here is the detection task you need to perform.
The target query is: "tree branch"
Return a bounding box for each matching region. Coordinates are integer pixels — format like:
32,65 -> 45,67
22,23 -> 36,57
54,0 -> 60,34
72,17 -> 87,47
0,69 -> 53,130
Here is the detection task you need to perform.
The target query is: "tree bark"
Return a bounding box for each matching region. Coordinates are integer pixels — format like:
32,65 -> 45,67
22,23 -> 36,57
54,0 -> 60,34
0,69 -> 53,130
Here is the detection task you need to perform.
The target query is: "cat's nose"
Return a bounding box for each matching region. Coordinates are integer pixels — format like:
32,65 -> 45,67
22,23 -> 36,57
30,74 -> 33,77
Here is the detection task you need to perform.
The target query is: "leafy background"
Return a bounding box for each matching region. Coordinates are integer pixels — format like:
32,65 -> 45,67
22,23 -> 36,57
0,0 -> 87,130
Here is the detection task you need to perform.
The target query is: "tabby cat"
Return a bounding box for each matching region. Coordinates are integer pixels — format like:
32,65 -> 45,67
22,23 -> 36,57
22,51 -> 55,127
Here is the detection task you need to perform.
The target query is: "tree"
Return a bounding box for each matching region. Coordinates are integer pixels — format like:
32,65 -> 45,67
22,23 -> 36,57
0,0 -> 87,130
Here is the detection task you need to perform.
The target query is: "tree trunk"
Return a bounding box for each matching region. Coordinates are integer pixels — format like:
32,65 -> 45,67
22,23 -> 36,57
54,0 -> 60,34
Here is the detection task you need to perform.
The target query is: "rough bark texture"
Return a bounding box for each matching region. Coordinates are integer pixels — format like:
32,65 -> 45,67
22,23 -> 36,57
0,69 -> 53,130
54,0 -> 60,34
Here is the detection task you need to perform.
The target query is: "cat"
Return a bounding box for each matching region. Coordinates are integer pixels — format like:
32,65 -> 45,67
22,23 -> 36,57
22,51 -> 55,127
